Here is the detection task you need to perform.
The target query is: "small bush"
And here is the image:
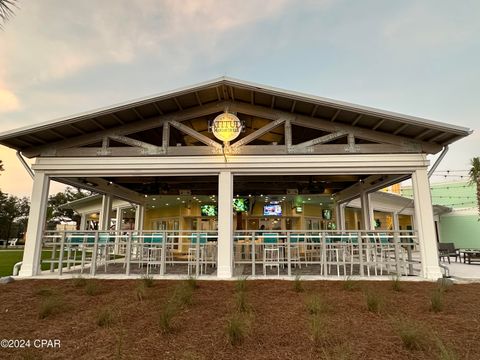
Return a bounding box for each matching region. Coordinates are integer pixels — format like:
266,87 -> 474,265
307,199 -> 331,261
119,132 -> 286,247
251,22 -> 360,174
158,303 -> 177,334
342,277 -> 357,291
85,280 -> 100,296
365,291 -> 383,313
430,288 -> 444,313
306,295 -> 329,315
226,314 -> 246,345
235,277 -> 248,293
96,307 -> 115,328
185,276 -> 198,290
173,283 -> 194,307
293,275 -> 304,293
310,314 -> 326,346
38,296 -> 64,319
135,282 -> 147,301
72,276 -> 87,288
235,290 -> 250,313
394,319 -> 429,351
435,336 -> 458,360
141,274 -> 154,288
35,288 -> 54,297
391,276 -> 403,292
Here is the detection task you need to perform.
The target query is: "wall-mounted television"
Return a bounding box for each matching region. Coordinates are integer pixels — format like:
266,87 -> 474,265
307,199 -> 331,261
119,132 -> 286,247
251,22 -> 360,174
233,198 -> 249,212
201,204 -> 218,217
264,204 -> 282,216
322,209 -> 332,220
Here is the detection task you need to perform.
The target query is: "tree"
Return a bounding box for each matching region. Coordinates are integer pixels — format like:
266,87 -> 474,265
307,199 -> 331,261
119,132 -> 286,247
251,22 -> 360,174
0,190 -> 30,242
46,187 -> 91,229
469,157 -> 480,220
0,0 -> 17,29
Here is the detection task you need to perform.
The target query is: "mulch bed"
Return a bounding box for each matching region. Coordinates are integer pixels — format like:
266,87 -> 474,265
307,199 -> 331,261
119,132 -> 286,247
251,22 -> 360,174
0,279 -> 479,359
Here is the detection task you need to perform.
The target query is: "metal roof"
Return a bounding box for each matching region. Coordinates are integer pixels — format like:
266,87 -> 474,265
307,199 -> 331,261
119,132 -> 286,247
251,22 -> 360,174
0,77 -> 472,156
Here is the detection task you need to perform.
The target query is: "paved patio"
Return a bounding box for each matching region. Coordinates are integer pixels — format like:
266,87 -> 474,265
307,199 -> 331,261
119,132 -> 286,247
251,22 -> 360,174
440,260 -> 480,281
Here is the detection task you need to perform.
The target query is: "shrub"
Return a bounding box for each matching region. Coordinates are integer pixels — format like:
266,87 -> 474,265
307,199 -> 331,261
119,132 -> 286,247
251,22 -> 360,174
141,274 -> 154,288
38,296 -> 64,319
185,276 -> 198,290
226,314 -> 247,345
96,307 -> 115,328
235,277 -> 248,293
342,277 -> 357,291
293,275 -> 304,293
394,319 -> 429,351
365,291 -> 383,313
35,288 -> 54,297
85,280 -> 100,296
391,276 -> 403,292
435,336 -> 458,360
135,282 -> 147,301
306,295 -> 329,315
310,314 -> 326,346
235,290 -> 250,313
430,288 -> 444,313
158,303 -> 177,334
173,282 -> 194,307
72,276 -> 87,288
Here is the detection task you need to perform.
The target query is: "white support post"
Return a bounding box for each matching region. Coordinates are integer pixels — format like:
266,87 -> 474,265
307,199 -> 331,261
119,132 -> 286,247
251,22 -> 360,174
114,207 -> 122,253
360,192 -> 373,230
19,172 -> 50,277
99,195 -> 112,231
134,205 -> 145,231
335,203 -> 346,230
393,212 -> 400,231
412,168 -> 442,279
79,213 -> 87,230
217,171 -> 233,278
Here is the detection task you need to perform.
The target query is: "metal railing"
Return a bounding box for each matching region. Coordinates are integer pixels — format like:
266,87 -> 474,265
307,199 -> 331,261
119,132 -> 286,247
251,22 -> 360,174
41,230 -> 218,277
233,230 -> 420,277
40,229 -> 420,277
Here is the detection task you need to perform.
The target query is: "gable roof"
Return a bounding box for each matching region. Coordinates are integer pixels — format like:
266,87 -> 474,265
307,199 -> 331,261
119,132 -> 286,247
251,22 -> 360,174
0,77 -> 472,156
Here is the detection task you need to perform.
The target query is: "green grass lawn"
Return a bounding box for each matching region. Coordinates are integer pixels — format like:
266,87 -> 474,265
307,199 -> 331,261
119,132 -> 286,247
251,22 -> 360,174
0,249 -> 72,277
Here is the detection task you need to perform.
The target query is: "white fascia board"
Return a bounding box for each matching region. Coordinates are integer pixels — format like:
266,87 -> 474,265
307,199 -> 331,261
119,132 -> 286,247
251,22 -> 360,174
32,154 -> 429,176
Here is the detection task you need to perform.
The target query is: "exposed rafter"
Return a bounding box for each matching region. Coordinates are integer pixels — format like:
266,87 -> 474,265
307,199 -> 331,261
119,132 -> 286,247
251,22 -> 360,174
230,118 -> 286,149
109,135 -> 164,155
169,120 -> 222,149
291,131 -> 348,152
229,102 -> 441,153
23,102 -> 227,157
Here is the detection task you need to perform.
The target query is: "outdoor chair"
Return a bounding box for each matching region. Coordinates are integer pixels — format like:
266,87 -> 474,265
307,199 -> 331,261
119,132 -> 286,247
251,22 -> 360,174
188,233 -> 208,275
289,233 -> 303,269
263,233 -> 280,276
438,243 -> 459,264
7,238 -> 18,247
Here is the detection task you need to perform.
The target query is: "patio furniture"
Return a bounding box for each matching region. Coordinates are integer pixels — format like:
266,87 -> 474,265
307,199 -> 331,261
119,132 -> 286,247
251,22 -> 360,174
263,233 -> 280,276
7,238 -> 18,247
438,243 -> 459,264
461,250 -> 480,264
289,233 -> 303,269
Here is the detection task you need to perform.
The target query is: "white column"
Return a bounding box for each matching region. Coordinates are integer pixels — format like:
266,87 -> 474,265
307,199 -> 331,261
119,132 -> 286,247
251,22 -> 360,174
412,168 -> 442,279
217,171 -> 233,278
19,172 -> 50,277
393,211 -> 400,231
79,213 -> 87,230
335,203 -> 346,230
360,192 -> 373,230
99,195 -> 112,230
134,205 -> 145,231
115,207 -> 122,231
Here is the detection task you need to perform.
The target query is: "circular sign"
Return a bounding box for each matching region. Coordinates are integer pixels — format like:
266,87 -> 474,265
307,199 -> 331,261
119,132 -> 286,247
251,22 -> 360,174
211,112 -> 242,142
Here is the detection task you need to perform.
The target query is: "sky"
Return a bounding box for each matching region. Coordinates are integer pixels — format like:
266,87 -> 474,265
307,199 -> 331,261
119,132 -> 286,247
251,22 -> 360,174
0,0 -> 479,197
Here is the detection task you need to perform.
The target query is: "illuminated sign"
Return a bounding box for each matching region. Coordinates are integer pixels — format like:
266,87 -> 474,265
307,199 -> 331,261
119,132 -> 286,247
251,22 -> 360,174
211,112 -> 243,142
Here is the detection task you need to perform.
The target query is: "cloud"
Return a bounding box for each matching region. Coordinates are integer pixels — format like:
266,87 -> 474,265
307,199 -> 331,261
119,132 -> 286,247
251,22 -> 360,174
0,87 -> 20,113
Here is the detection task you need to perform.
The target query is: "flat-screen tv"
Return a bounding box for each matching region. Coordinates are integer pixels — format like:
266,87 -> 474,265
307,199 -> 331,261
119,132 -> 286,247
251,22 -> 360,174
233,198 -> 249,212
201,204 -> 218,216
264,204 -> 282,216
322,209 -> 332,220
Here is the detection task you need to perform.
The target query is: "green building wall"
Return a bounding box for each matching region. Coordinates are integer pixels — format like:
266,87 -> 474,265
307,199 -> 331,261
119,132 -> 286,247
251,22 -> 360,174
439,214 -> 480,249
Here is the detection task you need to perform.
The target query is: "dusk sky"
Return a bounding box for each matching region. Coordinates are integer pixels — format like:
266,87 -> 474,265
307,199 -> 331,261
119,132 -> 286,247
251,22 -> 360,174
0,0 -> 479,197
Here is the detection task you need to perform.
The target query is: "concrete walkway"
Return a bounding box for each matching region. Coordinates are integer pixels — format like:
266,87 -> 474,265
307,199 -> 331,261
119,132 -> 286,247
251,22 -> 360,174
440,260 -> 480,281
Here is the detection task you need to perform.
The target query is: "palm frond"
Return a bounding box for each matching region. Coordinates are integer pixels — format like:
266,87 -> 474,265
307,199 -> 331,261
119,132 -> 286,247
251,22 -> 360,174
0,0 -> 18,29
